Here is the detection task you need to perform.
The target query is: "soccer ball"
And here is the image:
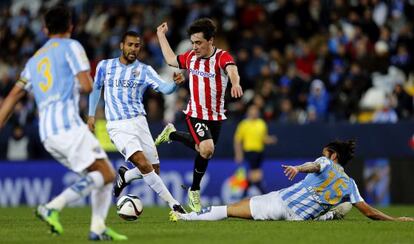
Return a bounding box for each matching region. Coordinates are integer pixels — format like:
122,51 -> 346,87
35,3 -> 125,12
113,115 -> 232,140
116,194 -> 143,221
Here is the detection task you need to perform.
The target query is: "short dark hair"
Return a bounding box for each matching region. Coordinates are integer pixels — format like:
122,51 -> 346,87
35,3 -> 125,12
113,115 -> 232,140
324,139 -> 356,166
121,31 -> 140,43
187,18 -> 216,41
44,5 -> 72,34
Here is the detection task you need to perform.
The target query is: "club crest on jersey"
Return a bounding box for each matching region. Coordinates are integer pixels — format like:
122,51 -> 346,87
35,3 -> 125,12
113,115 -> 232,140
197,130 -> 205,137
132,68 -> 140,78
195,122 -> 208,137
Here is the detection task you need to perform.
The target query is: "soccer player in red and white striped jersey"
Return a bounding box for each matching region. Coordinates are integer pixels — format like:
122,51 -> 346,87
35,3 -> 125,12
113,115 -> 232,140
156,18 -> 243,212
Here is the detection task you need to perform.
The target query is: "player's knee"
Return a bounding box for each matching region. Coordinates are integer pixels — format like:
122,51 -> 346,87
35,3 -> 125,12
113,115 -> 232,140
104,168 -> 116,184
102,161 -> 116,183
200,151 -> 212,159
199,145 -> 214,159
88,159 -> 115,184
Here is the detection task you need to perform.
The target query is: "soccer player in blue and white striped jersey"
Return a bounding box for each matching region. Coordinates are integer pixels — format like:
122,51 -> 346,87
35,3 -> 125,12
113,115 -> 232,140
88,31 -> 186,213
170,140 -> 413,222
0,5 -> 127,240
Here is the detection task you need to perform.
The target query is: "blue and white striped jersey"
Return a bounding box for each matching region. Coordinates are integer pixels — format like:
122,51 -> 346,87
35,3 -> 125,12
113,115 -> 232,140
280,157 -> 364,220
89,58 -> 176,121
19,38 -> 90,141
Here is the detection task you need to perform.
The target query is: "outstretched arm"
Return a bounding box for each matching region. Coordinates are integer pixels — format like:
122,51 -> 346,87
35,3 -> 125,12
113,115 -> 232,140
226,65 -> 243,98
354,201 -> 413,221
0,84 -> 26,129
157,22 -> 179,68
87,61 -> 107,132
87,83 -> 102,132
282,162 -> 321,181
157,72 -> 185,94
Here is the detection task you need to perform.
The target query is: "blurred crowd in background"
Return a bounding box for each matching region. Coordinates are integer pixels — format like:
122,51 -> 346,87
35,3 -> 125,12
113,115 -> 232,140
1,0 -> 414,160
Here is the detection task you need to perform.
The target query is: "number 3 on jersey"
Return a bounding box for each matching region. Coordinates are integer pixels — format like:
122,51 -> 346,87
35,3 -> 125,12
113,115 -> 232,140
37,57 -> 53,92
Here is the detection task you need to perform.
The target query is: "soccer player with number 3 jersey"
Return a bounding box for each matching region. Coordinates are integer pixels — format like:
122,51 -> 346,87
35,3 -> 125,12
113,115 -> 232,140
170,140 -> 413,222
0,5 -> 127,240
156,18 -> 243,212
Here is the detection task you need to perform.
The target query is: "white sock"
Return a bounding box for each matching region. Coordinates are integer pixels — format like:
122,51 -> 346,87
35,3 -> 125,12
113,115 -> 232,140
124,167 -> 143,183
46,171 -> 104,211
143,170 -> 179,208
315,211 -> 334,221
90,183 -> 112,234
181,206 -> 228,221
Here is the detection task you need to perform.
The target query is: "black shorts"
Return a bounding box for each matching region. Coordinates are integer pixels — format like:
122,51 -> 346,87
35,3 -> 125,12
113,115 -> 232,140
244,151 -> 264,170
185,116 -> 222,145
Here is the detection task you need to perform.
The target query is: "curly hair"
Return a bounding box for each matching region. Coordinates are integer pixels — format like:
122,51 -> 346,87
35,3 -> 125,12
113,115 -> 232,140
187,18 -> 217,41
324,139 -> 356,166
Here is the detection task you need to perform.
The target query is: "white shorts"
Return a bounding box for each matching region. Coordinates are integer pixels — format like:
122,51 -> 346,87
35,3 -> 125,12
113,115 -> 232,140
43,125 -> 107,173
106,116 -> 159,164
250,191 -> 302,221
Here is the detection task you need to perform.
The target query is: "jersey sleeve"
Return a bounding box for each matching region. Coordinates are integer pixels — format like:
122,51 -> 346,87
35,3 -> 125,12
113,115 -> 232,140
93,60 -> 105,88
88,60 -> 105,116
177,50 -> 192,69
348,179 -> 364,204
144,65 -> 176,94
218,51 -> 235,70
66,40 -> 90,75
17,64 -> 32,91
314,157 -> 331,173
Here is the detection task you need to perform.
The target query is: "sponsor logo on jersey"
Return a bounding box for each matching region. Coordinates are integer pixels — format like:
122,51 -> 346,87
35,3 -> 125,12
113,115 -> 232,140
108,79 -> 139,88
189,68 -> 216,78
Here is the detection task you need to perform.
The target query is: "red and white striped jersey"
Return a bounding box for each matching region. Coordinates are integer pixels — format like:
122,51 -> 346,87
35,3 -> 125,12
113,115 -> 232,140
177,48 -> 235,121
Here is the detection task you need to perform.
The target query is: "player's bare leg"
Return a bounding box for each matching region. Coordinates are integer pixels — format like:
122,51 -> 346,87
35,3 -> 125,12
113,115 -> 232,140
86,159 -> 126,241
227,198 -> 253,219
125,151 -> 185,213
86,159 -> 115,183
198,139 -> 214,159
36,159 -> 123,238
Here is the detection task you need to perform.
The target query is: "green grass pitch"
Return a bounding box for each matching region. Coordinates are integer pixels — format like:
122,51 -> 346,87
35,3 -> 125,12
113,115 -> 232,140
0,206 -> 413,244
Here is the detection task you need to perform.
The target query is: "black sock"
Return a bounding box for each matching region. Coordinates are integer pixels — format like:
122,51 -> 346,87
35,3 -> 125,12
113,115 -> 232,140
190,154 -> 209,191
170,131 -> 196,150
